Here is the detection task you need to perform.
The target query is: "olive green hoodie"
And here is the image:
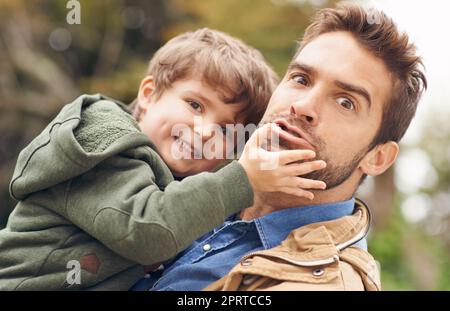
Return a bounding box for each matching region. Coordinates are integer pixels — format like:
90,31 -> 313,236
0,94 -> 253,290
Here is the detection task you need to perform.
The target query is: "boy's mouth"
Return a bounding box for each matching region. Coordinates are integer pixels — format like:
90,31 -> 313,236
173,136 -> 202,159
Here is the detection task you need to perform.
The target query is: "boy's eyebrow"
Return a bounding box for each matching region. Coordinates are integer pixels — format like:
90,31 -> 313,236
334,80 -> 372,109
187,91 -> 239,123
187,91 -> 238,107
188,91 -> 218,105
186,91 -> 209,104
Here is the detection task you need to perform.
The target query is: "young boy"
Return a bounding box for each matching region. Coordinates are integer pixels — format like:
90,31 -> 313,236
0,28 -> 326,290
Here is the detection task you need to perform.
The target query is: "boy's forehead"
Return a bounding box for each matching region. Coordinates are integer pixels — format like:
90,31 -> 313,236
178,78 -> 238,104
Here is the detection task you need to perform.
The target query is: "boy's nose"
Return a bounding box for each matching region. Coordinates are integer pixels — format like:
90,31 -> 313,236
197,124 -> 217,141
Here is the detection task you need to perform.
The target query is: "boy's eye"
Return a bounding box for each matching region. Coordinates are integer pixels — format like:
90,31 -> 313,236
188,101 -> 202,112
337,97 -> 355,110
291,74 -> 309,86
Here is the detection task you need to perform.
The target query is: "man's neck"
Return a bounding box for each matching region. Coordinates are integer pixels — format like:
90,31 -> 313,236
240,174 -> 358,221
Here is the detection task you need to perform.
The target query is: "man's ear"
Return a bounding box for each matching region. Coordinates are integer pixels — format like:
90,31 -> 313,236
137,75 -> 156,113
360,141 -> 399,176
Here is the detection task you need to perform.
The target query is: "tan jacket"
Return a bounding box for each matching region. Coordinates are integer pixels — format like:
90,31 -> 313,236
205,199 -> 381,291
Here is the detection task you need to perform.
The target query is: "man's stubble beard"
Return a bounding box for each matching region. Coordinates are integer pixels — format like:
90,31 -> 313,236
262,114 -> 369,190
291,139 -> 368,190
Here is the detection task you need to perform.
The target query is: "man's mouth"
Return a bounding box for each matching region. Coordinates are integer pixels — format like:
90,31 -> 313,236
272,119 -> 315,151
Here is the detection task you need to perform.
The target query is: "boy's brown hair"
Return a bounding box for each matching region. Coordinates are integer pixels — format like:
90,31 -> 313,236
132,28 -> 279,126
296,3 -> 427,148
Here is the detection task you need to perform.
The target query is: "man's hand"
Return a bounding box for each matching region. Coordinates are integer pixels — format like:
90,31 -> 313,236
238,123 -> 326,200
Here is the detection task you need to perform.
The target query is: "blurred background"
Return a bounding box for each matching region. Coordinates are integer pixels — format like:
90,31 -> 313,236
0,0 -> 449,290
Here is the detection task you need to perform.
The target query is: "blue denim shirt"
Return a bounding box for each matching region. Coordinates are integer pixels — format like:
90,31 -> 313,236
130,197 -> 366,291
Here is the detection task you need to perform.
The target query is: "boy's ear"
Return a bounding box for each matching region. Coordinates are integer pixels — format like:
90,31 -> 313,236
137,75 -> 156,112
359,141 -> 399,177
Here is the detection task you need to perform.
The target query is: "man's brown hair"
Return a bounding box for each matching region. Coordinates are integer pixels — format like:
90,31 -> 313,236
296,2 -> 427,148
133,28 -> 278,126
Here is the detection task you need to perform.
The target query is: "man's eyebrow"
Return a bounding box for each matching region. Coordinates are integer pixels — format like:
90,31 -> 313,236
334,80 -> 372,109
287,61 -> 317,76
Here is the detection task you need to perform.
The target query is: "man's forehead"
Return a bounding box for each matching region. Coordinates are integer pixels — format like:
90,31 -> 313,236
291,31 -> 393,109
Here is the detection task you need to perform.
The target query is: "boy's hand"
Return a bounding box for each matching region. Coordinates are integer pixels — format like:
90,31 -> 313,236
238,123 -> 327,200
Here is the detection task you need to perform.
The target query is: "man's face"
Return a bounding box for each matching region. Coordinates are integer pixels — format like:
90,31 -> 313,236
262,31 -> 393,191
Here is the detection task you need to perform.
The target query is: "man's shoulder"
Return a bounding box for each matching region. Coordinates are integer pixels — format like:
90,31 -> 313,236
204,200 -> 381,291
205,244 -> 380,291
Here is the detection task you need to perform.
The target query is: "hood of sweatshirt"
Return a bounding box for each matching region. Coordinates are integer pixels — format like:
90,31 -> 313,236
9,94 -> 151,200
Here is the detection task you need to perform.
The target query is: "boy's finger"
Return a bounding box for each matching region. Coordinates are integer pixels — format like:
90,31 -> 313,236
249,123 -> 273,148
277,149 -> 316,165
278,187 -> 314,200
291,177 -> 326,190
283,160 -> 327,176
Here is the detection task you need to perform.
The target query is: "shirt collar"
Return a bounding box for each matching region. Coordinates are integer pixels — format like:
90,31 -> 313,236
253,197 -> 356,249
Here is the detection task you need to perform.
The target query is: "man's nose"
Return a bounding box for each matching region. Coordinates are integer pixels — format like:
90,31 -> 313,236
289,95 -> 320,127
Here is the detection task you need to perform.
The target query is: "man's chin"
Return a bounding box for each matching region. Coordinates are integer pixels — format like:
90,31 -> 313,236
264,139 -> 289,152
266,140 -> 314,154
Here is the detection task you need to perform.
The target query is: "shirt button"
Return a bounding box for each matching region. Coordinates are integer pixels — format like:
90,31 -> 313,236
202,244 -> 211,252
144,273 -> 151,279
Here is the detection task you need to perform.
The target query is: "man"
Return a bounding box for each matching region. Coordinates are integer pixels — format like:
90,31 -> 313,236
131,3 -> 426,291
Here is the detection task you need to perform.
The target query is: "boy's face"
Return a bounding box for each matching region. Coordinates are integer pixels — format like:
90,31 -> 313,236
137,76 -> 245,177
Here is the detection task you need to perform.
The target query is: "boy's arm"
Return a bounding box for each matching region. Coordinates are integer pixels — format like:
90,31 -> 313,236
60,147 -> 253,266
45,118 -> 324,266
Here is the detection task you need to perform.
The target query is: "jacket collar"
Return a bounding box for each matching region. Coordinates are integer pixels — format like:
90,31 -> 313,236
253,197 -> 356,250
241,198 -> 371,264
205,199 -> 380,291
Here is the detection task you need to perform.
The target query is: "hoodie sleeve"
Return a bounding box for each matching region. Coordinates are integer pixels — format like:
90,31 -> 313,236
61,145 -> 254,265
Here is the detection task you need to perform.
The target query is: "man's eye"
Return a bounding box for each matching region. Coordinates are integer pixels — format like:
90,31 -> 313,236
337,97 -> 355,110
188,101 -> 202,112
291,74 -> 308,86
